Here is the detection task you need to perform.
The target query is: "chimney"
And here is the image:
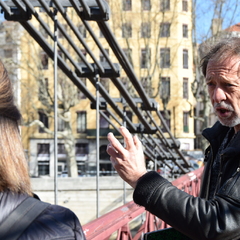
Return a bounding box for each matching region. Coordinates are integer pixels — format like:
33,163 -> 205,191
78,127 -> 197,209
211,18 -> 223,36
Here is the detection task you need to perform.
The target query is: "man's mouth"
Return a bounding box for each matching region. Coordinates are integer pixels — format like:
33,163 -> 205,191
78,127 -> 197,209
219,108 -> 228,113
215,107 -> 232,118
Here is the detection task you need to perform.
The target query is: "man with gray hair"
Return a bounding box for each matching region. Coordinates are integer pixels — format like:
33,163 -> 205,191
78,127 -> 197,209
107,37 -> 240,240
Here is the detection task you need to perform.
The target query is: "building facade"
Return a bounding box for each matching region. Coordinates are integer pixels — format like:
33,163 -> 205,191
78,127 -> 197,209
3,0 -> 196,178
107,0 -> 195,149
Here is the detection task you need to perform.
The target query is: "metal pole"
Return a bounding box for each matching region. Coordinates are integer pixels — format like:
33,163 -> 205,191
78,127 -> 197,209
123,102 -> 126,204
53,8 -> 58,205
96,74 -> 100,218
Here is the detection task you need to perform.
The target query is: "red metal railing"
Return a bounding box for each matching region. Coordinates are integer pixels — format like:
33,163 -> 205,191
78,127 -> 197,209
83,167 -> 204,240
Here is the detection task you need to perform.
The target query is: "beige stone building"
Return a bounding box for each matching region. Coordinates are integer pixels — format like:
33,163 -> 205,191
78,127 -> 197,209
106,0 -> 195,149
1,0 -> 196,178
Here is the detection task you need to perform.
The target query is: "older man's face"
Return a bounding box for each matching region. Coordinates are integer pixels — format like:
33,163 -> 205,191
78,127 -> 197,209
206,56 -> 240,132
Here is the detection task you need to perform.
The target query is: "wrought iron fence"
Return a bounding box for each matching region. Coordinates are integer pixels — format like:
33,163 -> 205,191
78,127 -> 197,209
83,167 -> 204,240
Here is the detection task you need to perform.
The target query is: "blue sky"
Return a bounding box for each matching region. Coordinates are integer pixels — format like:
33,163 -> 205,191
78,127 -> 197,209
195,0 -> 240,42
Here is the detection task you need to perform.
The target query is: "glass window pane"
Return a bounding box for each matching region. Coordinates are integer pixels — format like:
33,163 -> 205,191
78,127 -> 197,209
183,49 -> 188,69
142,0 -> 151,10
160,23 -> 170,37
77,111 -> 86,133
160,48 -> 170,68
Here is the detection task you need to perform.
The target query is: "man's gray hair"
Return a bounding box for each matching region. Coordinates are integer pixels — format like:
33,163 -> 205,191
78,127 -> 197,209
201,37 -> 240,77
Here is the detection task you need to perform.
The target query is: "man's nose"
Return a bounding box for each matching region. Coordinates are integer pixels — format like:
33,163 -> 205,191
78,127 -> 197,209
213,87 -> 226,103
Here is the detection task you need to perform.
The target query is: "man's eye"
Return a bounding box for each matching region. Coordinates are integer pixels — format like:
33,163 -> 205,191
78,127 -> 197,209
207,82 -> 214,87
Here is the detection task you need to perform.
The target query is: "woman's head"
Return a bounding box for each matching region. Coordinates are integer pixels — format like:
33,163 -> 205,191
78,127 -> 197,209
0,61 -> 32,195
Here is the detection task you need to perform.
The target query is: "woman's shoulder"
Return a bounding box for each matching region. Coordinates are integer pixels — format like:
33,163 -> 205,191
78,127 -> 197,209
0,191 -> 28,224
20,200 -> 86,239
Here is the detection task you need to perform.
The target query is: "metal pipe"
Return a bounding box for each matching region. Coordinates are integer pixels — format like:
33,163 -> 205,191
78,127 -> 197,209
53,8 -> 58,205
123,104 -> 126,204
95,74 -> 100,218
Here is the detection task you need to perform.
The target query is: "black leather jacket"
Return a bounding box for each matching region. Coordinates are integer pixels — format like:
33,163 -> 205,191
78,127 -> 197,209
0,191 -> 86,240
133,122 -> 240,240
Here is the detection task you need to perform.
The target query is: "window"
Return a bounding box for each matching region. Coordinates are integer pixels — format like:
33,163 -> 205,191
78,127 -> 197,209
38,161 -> 49,176
99,145 -> 111,174
38,111 -> 48,133
58,50 -> 67,61
77,78 -> 86,100
141,77 -> 152,96
182,24 -> 188,38
141,48 -> 151,68
183,49 -> 188,69
76,143 -> 88,173
121,77 -> 135,97
100,78 -> 109,94
77,111 -> 86,133
58,50 -> 63,58
121,77 -> 130,93
182,0 -> 188,11
58,160 -> 67,174
99,30 -> 104,38
78,24 -> 86,38
39,7 -> 46,12
39,25 -> 48,38
37,143 -> 50,176
160,48 -> 170,68
160,23 -> 170,37
40,51 -> 48,70
5,32 -> 12,42
141,0 -> 151,10
100,145 -> 109,160
78,49 -> 87,64
126,111 -> 132,121
38,78 -> 48,101
160,110 -> 171,132
58,143 -> 66,154
122,23 -> 132,38
58,117 -> 65,132
76,143 -> 89,154
100,111 -> 109,129
123,48 -> 132,65
160,0 -> 170,11
141,22 -> 151,38
4,49 -> 13,58
76,143 -> 89,161
99,48 -> 109,63
123,0 -> 132,11
37,143 -> 50,159
160,77 -> 170,100
58,24 -> 67,38
125,111 -> 133,129
183,78 -> 188,99
58,143 -> 66,159
183,111 -> 189,132
58,144 -> 67,173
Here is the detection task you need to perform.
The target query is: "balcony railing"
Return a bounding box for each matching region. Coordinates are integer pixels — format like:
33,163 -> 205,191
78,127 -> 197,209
83,167 -> 204,240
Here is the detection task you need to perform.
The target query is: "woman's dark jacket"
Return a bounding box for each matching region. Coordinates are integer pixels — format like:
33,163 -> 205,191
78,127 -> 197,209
0,191 -> 86,240
133,121 -> 240,240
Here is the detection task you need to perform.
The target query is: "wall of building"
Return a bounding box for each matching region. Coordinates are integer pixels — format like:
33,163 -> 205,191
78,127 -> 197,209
29,138 -> 110,177
31,176 -> 134,225
18,0 -> 196,178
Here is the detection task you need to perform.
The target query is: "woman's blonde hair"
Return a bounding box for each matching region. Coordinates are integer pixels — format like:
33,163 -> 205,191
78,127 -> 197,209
0,61 -> 32,195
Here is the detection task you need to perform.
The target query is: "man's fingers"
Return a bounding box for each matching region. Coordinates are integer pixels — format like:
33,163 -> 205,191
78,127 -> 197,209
106,144 -> 117,156
107,132 -> 125,154
119,126 -> 135,150
107,126 -> 139,159
133,135 -> 142,150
